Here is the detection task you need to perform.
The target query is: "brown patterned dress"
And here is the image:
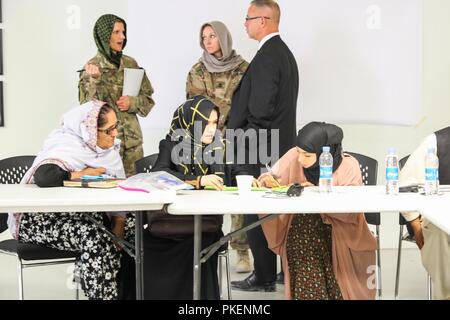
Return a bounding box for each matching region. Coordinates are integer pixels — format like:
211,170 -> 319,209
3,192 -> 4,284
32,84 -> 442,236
286,214 -> 343,300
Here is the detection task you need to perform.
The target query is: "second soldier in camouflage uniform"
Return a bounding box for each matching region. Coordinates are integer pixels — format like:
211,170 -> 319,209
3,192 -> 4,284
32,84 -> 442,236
79,14 -> 155,177
186,21 -> 252,273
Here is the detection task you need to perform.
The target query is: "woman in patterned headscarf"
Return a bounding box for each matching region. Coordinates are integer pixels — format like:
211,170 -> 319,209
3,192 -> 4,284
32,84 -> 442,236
78,14 -> 155,177
9,102 -> 133,300
258,122 -> 377,300
142,96 -> 226,300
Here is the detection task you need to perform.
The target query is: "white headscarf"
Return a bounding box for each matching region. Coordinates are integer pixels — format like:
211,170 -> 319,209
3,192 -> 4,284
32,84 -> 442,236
22,100 -> 125,183
8,101 -> 125,238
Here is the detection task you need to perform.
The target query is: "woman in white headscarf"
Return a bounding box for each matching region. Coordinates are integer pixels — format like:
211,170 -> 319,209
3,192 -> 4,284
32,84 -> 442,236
8,101 -> 133,300
186,21 -> 252,273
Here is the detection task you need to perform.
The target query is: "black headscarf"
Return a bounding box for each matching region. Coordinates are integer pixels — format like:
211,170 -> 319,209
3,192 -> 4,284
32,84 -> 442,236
168,96 -> 223,176
295,122 -> 344,185
94,14 -> 127,68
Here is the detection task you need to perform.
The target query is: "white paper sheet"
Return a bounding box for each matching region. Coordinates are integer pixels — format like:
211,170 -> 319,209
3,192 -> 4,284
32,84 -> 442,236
123,68 -> 144,96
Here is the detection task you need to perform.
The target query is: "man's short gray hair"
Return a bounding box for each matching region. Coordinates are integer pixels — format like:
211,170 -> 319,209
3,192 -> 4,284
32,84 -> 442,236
250,0 -> 281,23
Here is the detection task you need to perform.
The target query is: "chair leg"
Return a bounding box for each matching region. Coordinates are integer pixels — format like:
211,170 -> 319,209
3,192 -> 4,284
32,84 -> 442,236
225,250 -> 232,300
394,225 -> 404,300
74,263 -> 80,300
18,260 -> 24,300
218,253 -> 223,300
376,225 -> 382,300
427,274 -> 432,300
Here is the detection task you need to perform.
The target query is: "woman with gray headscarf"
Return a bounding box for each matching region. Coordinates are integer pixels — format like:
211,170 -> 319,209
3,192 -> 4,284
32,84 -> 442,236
186,21 -> 251,273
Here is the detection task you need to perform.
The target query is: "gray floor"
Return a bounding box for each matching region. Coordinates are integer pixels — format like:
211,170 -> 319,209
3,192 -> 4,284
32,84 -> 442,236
0,230 -> 431,300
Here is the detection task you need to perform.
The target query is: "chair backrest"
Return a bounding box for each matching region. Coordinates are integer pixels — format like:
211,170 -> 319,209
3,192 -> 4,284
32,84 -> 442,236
345,152 -> 378,186
0,155 -> 36,232
399,155 -> 410,170
135,153 -> 159,174
346,152 -> 380,225
0,155 -> 36,184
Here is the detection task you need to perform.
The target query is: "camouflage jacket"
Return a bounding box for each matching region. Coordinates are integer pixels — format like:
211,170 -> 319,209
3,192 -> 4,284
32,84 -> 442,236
79,52 -> 155,149
186,60 -> 249,131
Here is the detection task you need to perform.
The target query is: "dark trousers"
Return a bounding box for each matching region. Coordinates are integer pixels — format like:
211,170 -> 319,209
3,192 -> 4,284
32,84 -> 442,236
245,214 -> 277,283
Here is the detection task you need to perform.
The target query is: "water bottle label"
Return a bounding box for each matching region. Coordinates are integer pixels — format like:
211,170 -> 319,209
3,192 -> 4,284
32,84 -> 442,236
320,166 -> 333,179
425,168 -> 438,181
386,167 -> 399,181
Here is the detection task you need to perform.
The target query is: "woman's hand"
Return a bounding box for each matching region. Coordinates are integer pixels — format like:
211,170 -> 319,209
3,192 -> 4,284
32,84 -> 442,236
200,174 -> 224,190
410,218 -> 424,249
258,173 -> 281,188
85,63 -> 101,79
117,96 -> 131,112
252,178 -> 261,188
111,216 -> 125,251
70,167 -> 106,180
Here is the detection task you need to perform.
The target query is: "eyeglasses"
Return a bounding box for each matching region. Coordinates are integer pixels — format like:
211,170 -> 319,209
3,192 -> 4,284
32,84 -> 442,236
245,16 -> 271,21
98,121 -> 120,136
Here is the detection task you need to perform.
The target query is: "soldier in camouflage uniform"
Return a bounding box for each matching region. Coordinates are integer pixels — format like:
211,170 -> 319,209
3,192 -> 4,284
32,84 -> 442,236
79,14 -> 155,177
186,21 -> 252,273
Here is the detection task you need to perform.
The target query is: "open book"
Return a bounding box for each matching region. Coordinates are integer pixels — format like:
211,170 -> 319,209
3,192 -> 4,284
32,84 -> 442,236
63,178 -> 122,189
118,172 -> 194,193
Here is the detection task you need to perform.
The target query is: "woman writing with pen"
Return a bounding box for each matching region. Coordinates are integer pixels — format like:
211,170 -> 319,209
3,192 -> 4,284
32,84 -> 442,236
78,14 -> 155,177
258,122 -> 377,300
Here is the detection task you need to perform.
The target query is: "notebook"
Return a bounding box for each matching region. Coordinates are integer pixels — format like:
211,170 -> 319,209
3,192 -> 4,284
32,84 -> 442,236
63,178 -> 121,189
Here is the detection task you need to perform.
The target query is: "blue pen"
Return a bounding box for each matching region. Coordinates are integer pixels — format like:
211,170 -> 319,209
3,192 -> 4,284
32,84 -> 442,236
80,175 -> 104,180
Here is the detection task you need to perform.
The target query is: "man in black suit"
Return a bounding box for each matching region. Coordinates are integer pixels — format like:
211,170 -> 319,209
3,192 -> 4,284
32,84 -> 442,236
228,0 -> 299,292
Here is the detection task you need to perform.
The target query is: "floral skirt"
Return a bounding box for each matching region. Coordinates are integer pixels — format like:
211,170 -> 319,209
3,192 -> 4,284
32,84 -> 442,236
286,214 -> 343,300
18,212 -> 134,300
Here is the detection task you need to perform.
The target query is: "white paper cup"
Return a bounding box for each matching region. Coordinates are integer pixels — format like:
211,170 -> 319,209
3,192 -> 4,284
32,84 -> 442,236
236,175 -> 253,196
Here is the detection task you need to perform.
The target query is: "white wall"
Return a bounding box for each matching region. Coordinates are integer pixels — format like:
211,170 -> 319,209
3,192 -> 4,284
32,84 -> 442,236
0,0 -> 127,158
1,0 -> 449,248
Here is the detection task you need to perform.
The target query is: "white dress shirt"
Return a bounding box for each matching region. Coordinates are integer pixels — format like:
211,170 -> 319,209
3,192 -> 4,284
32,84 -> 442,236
258,32 -> 280,51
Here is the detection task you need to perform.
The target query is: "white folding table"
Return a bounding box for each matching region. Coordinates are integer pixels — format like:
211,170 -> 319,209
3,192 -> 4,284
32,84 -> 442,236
0,184 -> 175,300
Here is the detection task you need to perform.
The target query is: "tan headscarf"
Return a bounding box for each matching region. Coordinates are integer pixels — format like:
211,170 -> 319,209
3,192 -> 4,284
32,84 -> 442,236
199,21 -> 244,73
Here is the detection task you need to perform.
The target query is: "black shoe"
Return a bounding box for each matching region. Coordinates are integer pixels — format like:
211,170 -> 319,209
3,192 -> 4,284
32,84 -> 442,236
231,272 -> 276,292
276,272 -> 284,285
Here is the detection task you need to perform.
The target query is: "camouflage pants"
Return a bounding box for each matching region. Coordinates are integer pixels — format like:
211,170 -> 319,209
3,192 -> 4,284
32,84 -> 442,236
120,144 -> 143,177
230,214 -> 249,251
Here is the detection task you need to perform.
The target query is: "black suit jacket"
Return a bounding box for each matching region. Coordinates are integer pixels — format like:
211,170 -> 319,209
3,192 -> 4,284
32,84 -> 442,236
227,35 -> 299,177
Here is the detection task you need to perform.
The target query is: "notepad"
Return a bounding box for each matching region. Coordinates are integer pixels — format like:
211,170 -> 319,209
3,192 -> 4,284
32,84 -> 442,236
123,68 -> 144,96
63,178 -> 121,189
270,186 -> 290,193
204,186 -> 269,192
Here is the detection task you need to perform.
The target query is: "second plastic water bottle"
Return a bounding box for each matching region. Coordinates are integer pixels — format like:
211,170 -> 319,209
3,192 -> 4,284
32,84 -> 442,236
424,147 -> 439,195
319,146 -> 333,193
385,148 -> 399,195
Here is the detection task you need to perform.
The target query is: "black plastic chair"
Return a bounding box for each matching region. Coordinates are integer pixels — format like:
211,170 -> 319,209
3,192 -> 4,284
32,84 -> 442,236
0,156 -> 80,299
395,155 -> 432,300
346,152 -> 382,299
135,153 -> 159,174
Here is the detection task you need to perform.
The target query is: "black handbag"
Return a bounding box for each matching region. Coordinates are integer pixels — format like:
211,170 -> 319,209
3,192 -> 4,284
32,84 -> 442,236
146,210 -> 223,238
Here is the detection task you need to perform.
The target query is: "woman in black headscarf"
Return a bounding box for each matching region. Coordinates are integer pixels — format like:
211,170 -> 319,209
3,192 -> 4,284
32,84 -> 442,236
294,122 -> 344,186
143,96 -> 227,300
258,122 -> 377,300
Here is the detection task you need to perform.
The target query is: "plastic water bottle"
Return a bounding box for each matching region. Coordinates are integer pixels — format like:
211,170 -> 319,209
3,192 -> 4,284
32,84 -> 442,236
385,148 -> 399,195
319,146 -> 333,193
424,147 -> 439,195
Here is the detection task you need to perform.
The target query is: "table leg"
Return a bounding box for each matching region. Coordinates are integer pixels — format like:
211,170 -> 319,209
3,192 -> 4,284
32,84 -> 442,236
135,211 -> 144,300
193,214 -> 202,300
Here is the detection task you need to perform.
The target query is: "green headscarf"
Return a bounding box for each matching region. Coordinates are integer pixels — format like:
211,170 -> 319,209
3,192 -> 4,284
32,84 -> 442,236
93,14 -> 127,68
